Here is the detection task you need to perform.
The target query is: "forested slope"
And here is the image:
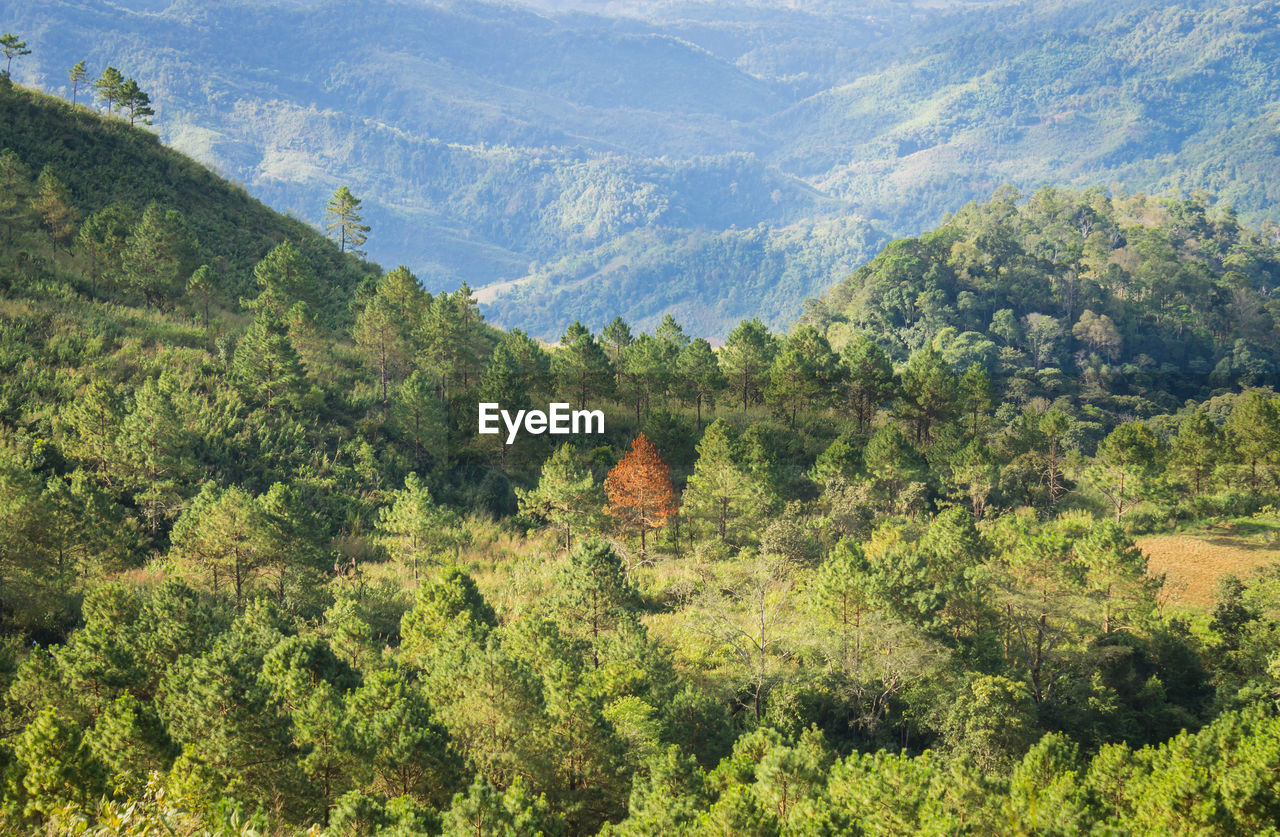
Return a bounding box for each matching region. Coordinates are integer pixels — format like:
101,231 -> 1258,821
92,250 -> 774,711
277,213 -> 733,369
6,85 -> 1280,835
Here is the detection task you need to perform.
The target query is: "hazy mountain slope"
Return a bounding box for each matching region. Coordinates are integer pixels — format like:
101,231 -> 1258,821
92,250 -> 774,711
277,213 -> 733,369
6,0 -> 1280,339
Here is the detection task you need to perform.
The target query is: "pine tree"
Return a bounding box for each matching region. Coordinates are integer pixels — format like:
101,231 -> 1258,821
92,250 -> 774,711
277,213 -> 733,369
0,33 -> 30,77
843,335 -> 896,436
605,434 -> 678,558
1171,411 -> 1221,497
170,484 -> 273,610
30,166 -> 80,246
683,419 -> 766,545
0,149 -> 32,242
118,78 -> 155,125
517,443 -> 605,551
377,474 -> 463,579
75,202 -> 135,299
120,203 -> 196,307
68,60 -> 90,106
94,65 -> 124,113
232,310 -> 305,414
722,318 -> 778,409
896,346 -> 958,444
554,322 -> 615,410
325,185 -> 370,254
249,240 -> 314,316
1087,423 -> 1162,523
186,264 -> 215,329
676,338 -> 726,430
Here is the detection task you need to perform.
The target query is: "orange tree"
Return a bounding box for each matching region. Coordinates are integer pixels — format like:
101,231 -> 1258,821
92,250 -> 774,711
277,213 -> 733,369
604,433 -> 677,557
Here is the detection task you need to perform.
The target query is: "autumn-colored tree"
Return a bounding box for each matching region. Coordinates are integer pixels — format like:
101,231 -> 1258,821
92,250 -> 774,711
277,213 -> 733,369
604,434 -> 677,558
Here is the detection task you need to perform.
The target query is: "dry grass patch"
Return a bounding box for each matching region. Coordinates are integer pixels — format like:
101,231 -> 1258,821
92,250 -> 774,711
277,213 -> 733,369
1139,533 -> 1280,610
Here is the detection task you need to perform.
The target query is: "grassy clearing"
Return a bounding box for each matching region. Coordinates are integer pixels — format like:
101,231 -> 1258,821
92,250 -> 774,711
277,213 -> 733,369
1141,516 -> 1280,609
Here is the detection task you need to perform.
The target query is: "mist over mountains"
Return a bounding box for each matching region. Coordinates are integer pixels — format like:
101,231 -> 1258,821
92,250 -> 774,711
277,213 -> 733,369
5,0 -> 1280,337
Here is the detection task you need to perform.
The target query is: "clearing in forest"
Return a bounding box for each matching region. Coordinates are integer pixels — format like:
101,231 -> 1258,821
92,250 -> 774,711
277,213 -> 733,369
1140,530 -> 1280,610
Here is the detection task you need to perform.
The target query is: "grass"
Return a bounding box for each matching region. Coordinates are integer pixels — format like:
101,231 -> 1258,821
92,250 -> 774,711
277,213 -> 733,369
1140,517 -> 1280,610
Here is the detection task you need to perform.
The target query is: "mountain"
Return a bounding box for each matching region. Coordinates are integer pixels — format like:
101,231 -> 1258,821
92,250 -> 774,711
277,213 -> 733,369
4,0 -> 1280,341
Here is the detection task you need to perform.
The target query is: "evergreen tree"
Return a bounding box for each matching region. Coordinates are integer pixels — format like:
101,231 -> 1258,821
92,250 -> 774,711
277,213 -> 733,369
170,484 -> 273,611
75,202 -> 135,299
843,334 -> 896,436
554,322 -> 614,410
118,78 -> 155,125
676,338 -> 726,430
93,65 -> 124,113
232,310 -> 305,414
325,185 -> 370,254
68,60 -> 90,106
896,346 -> 958,444
186,264 -> 215,329
1172,411 -> 1223,497
1088,423 -> 1163,523
249,240 -> 314,316
30,166 -> 80,246
682,419 -> 766,545
377,474 -> 464,579
120,203 -> 196,307
0,33 -> 30,77
517,444 -> 605,551
721,318 -> 777,409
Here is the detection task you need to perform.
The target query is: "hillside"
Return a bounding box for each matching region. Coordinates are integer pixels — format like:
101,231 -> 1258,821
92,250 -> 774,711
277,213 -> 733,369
9,79 -> 1280,835
7,0 -> 1280,338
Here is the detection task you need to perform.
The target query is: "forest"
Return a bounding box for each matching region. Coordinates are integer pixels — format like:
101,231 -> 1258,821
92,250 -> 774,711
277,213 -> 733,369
5,80 -> 1280,836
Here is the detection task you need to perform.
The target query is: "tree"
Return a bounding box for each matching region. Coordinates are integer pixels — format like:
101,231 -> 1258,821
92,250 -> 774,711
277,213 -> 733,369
353,293 -> 404,408
1226,390 -> 1280,491
682,420 -> 766,545
186,264 -> 215,329
249,240 -> 314,316
75,202 -> 135,299
1172,411 -> 1223,497
959,362 -> 994,440
30,166 -> 80,247
120,203 -> 196,307
896,346 -> 958,444
325,185 -> 370,254
843,335 -> 896,436
551,539 -> 638,667
1088,423 -> 1162,523
813,539 -> 875,676
94,65 -> 124,113
232,310 -> 305,414
68,60 -> 90,106
1076,522 -> 1154,634
620,334 -> 668,421
170,484 -> 273,611
676,338 -> 726,430
377,474 -> 464,579
554,322 -> 614,410
722,318 -> 778,409
0,149 -> 32,242
605,434 -> 677,558
603,317 -> 633,374
1041,409 -> 1072,507
118,78 -> 154,125
517,444 -> 605,552
764,326 -> 844,426
0,33 -> 30,77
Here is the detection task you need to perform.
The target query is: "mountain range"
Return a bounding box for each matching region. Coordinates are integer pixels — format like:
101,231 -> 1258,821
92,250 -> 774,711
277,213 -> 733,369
4,0 -> 1280,338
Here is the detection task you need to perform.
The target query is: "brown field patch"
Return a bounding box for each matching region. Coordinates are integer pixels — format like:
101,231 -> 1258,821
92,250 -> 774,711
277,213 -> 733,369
1138,534 -> 1280,610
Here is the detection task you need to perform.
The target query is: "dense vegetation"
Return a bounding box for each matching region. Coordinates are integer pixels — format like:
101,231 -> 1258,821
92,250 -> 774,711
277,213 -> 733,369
7,0 -> 1280,338
7,83 -> 1280,835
